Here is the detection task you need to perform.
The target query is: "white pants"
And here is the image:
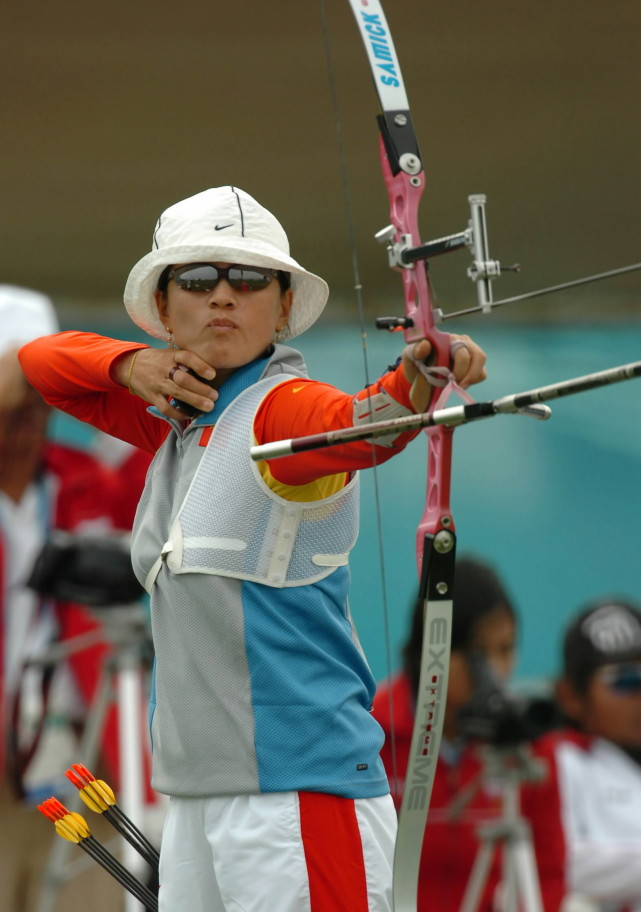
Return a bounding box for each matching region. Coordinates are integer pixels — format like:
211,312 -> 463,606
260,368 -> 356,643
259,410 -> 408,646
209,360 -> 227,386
158,791 -> 397,911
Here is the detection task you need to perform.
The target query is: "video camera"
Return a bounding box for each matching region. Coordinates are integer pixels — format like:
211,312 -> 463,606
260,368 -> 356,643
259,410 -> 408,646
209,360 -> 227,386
27,530 -> 144,607
458,652 -> 560,747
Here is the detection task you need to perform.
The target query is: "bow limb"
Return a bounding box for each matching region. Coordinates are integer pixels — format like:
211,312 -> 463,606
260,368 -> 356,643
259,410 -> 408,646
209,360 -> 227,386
382,93 -> 458,912
347,2 -> 456,909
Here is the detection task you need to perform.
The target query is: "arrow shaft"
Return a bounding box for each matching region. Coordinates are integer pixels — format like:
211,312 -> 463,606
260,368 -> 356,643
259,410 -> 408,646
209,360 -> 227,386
250,360 -> 641,460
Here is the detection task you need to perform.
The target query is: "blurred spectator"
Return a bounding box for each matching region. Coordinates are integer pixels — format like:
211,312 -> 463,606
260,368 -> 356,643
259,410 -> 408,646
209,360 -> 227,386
90,432 -> 152,530
372,554 -> 518,912
524,597 -> 641,912
0,285 -> 149,911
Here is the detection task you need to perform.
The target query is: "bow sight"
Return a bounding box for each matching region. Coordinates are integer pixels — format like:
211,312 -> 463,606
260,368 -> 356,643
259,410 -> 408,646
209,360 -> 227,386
375,192 -> 510,329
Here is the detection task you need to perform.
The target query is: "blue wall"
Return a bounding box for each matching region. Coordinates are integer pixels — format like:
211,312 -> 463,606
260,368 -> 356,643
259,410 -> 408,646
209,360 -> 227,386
50,319 -> 641,685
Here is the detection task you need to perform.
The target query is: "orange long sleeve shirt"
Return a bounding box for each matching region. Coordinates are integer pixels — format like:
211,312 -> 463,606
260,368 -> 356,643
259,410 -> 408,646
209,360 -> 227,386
19,331 -> 422,487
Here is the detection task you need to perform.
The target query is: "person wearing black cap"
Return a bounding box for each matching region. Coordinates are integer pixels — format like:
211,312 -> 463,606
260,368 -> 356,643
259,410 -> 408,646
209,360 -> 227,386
523,598 -> 641,912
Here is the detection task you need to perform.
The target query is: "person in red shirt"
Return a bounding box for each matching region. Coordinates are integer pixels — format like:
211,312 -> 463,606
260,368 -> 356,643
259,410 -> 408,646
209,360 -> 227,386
0,285 -> 145,912
373,555 -> 518,912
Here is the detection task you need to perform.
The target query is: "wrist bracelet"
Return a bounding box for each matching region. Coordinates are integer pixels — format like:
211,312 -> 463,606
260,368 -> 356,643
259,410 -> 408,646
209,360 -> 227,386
127,350 -> 141,394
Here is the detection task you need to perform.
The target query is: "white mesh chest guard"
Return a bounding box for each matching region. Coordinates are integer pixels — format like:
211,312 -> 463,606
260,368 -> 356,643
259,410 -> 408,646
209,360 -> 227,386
151,375 -> 360,589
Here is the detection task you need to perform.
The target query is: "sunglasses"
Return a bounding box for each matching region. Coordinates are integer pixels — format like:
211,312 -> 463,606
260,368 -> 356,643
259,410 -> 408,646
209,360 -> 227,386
597,663 -> 641,694
168,263 -> 278,293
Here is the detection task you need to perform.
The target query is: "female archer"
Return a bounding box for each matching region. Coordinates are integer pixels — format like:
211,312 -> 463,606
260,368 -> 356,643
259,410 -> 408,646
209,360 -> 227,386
19,185 -> 487,912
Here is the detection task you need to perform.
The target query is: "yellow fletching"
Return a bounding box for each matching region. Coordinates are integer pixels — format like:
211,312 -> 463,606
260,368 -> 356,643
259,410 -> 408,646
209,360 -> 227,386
79,787 -> 105,814
83,781 -> 109,811
54,819 -> 81,843
93,779 -> 116,805
67,811 -> 91,839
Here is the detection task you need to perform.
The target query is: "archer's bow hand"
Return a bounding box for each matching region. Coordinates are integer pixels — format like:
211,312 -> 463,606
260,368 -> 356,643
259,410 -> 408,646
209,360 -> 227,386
402,334 -> 488,413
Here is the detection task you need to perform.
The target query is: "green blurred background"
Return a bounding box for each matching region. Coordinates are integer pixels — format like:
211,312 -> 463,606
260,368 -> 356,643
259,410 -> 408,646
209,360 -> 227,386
3,0 -> 640,683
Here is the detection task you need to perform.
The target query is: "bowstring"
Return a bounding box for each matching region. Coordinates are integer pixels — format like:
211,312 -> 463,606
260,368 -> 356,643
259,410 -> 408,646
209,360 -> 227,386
318,0 -> 400,803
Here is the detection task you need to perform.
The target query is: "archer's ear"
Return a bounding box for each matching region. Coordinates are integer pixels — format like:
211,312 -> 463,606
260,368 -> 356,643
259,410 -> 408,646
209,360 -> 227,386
155,289 -> 168,322
281,288 -> 293,318
555,677 -> 587,726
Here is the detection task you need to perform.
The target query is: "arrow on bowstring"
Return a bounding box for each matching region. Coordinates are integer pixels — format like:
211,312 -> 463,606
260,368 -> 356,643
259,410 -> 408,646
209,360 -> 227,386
251,359 -> 641,461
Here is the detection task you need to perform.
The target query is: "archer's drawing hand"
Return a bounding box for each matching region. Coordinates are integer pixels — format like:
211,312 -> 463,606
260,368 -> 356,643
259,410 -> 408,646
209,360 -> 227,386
115,347 -> 219,420
403,334 -> 487,413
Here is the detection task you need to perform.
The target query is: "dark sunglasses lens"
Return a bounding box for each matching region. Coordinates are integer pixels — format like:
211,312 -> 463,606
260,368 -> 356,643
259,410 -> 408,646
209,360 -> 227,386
173,265 -> 219,290
172,264 -> 274,292
606,666 -> 641,693
227,267 -> 274,291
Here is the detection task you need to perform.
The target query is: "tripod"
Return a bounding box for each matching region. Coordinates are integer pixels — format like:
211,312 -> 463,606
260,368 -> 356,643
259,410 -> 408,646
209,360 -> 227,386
460,743 -> 545,912
34,601 -> 158,912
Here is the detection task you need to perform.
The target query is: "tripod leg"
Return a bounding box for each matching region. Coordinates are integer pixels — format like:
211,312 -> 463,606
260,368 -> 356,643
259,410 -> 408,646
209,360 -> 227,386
502,840 -> 518,912
117,650 -> 149,912
35,663 -> 114,912
512,835 -> 544,912
460,839 -> 497,912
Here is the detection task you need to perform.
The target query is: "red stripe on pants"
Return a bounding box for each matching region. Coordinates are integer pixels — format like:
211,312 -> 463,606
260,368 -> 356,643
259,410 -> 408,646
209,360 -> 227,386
299,792 -> 370,912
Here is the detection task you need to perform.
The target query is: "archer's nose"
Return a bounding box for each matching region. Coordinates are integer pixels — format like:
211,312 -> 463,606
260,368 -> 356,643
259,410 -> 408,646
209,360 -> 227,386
207,280 -> 237,307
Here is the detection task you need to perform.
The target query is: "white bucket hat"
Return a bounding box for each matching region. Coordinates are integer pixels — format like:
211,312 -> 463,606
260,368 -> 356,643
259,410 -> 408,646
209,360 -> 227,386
124,186 -> 329,341
0,285 -> 59,358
